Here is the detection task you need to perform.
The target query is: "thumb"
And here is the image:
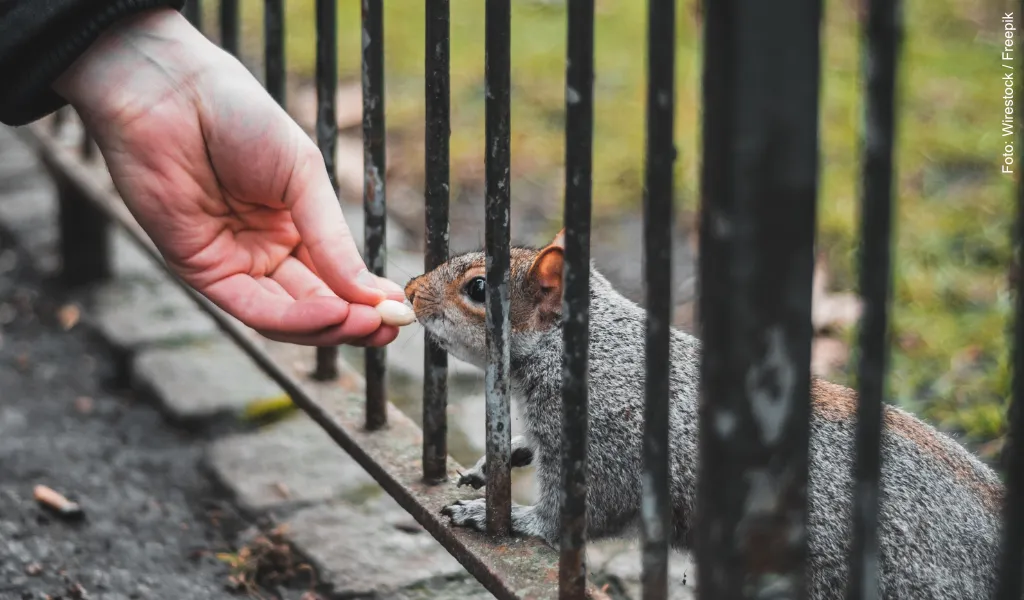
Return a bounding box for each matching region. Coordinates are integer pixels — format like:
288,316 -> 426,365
285,141 -> 388,307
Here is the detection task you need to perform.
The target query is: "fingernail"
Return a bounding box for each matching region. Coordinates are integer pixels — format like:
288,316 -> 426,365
357,269 -> 383,292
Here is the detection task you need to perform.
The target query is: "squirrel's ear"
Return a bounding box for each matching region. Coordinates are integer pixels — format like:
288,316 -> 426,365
549,228 -> 566,250
527,245 -> 564,323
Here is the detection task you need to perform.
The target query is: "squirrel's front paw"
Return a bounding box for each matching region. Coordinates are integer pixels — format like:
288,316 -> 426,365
440,498 -> 487,533
457,467 -> 486,489
457,455 -> 487,489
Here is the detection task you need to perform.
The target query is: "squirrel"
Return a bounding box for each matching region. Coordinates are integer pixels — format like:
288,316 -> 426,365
403,229 -> 1005,599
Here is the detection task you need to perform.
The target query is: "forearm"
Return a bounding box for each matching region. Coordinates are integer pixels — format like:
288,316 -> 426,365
0,0 -> 186,126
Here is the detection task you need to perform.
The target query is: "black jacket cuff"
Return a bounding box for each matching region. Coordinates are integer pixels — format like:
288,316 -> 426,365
0,0 -> 187,126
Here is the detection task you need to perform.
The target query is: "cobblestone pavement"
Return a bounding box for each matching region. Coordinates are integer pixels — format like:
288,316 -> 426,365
0,122 -> 696,600
0,221 -> 262,600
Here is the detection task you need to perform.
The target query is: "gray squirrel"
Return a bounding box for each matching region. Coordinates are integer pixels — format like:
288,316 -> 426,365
403,229 -> 1005,599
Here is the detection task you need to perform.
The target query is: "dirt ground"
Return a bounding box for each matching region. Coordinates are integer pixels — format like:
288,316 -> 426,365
0,229 -> 294,600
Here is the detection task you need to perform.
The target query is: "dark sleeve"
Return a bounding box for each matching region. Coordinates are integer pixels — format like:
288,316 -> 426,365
0,0 -> 187,127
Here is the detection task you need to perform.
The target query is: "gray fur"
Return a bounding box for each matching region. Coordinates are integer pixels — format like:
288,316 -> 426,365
410,250 -> 1006,599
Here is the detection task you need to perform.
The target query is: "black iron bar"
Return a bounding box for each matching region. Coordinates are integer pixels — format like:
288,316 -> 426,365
264,0 -> 286,107
846,0 -> 901,598
639,0 -> 676,598
362,0 -> 388,431
484,0 -> 513,537
422,0 -> 452,483
313,0 -> 340,382
696,0 -> 822,598
56,180 -> 109,287
997,6 -> 1024,600
220,0 -> 238,57
184,0 -> 202,29
559,0 -> 595,597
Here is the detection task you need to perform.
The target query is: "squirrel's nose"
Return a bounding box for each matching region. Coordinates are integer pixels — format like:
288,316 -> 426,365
404,278 -> 420,304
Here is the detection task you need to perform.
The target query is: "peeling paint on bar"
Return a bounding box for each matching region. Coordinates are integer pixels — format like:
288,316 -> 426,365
560,0 -> 595,597
696,0 -> 821,597
362,0 -> 388,431
484,0 -> 513,538
423,0 -> 452,485
313,0 -> 339,382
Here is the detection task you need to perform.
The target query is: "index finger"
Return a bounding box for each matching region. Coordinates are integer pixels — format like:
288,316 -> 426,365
284,136 -> 387,307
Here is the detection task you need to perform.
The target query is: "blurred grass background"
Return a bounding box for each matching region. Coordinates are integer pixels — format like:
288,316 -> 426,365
216,0 -> 1016,457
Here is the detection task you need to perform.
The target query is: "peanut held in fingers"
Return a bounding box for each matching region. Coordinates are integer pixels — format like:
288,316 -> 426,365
375,299 -> 416,326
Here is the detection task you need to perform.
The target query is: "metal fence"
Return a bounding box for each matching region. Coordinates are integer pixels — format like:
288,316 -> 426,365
15,0 -> 1024,599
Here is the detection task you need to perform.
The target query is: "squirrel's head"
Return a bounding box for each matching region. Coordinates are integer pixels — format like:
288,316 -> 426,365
404,229 -> 566,369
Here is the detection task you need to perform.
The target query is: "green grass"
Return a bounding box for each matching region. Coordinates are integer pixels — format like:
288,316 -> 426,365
220,0 -> 1016,451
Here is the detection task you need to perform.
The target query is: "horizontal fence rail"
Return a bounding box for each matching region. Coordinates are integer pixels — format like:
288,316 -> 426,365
12,1 -> 1024,600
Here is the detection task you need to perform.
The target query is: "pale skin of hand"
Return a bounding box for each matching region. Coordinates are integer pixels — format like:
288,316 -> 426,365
52,8 -> 405,347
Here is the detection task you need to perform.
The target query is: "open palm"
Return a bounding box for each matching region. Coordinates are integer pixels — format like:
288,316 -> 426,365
59,10 -> 403,347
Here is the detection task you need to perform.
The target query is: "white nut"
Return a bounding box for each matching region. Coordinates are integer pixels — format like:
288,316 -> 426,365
375,299 -> 416,327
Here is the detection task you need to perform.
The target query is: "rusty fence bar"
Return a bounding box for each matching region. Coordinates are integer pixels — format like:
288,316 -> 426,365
484,0 -> 514,537
422,0 -> 451,484
640,0 -> 676,598
264,0 -> 286,107
846,0 -> 901,598
313,0 -> 340,381
363,0 -> 389,430
696,0 -> 822,597
220,0 -> 238,57
559,0 -> 595,597
998,4 -> 1024,597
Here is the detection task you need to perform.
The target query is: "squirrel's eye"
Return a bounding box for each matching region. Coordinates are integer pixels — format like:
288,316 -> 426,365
464,276 -> 486,304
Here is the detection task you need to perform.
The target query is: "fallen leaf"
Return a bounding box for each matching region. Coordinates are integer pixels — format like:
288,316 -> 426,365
74,396 -> 94,415
57,304 -> 80,330
24,563 -> 42,576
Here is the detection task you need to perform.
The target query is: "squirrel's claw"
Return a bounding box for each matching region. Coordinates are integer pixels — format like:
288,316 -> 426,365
457,471 -> 486,489
441,498 -> 486,532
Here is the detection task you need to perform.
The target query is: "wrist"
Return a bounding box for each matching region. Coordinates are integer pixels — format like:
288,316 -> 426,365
52,8 -> 220,125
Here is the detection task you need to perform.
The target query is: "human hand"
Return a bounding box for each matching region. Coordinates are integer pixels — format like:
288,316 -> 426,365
52,8 -> 406,347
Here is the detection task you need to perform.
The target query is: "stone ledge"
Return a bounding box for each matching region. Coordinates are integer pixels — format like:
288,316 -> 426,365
284,495 -> 474,599
204,414 -> 379,513
132,336 -> 285,423
81,277 -> 219,353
